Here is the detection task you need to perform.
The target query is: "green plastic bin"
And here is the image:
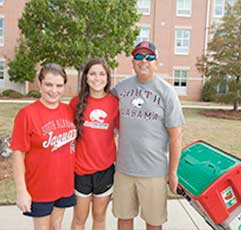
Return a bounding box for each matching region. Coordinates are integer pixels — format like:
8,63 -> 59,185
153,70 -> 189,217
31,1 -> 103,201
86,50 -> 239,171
177,141 -> 241,196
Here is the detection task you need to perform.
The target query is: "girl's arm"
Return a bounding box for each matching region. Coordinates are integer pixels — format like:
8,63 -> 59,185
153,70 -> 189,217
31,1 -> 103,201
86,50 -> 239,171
12,150 -> 31,213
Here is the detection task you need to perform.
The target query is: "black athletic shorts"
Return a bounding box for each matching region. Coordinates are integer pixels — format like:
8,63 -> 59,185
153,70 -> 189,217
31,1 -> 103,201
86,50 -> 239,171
74,164 -> 115,197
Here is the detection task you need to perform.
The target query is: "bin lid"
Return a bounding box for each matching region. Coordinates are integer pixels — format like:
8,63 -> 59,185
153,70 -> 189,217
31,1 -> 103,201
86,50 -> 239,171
177,141 -> 241,196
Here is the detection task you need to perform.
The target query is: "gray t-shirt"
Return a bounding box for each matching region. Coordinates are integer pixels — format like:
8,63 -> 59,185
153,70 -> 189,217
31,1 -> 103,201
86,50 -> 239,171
112,75 -> 185,177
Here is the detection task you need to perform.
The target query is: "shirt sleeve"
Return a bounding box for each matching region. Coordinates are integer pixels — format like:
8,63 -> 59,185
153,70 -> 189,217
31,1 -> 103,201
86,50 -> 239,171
164,88 -> 185,128
10,108 -> 31,152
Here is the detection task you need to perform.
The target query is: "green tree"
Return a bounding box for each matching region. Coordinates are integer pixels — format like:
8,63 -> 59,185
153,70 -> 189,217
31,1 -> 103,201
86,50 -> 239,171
8,37 -> 36,83
197,0 -> 241,110
8,0 -> 140,82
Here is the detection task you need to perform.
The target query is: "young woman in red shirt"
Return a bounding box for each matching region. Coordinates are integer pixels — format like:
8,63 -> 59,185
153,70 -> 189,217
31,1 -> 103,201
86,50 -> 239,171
70,58 -> 119,230
11,64 -> 76,229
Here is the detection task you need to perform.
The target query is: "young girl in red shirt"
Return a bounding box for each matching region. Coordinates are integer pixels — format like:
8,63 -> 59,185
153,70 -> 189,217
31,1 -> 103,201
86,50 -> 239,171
70,58 -> 119,230
11,64 -> 76,229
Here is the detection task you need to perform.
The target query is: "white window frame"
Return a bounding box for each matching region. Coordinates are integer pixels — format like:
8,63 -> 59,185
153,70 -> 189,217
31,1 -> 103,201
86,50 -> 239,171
173,67 -> 189,96
175,27 -> 191,55
214,0 -> 236,17
0,16 -> 4,47
0,0 -> 4,6
135,25 -> 150,45
176,0 -> 192,17
137,0 -> 151,15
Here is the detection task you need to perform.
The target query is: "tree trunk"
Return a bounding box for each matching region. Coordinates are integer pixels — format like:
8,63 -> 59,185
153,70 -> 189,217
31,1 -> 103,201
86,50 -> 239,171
233,99 -> 238,111
233,76 -> 240,111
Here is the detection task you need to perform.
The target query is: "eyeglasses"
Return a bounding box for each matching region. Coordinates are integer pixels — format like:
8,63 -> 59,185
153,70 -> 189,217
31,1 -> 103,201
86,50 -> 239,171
133,53 -> 156,62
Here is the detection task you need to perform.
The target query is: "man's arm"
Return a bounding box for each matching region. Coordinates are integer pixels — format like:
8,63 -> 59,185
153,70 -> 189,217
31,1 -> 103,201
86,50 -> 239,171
167,126 -> 182,194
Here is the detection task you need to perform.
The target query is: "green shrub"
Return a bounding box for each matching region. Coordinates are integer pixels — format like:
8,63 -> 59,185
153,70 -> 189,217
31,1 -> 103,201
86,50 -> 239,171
1,89 -> 24,98
27,90 -> 41,98
201,80 -> 217,102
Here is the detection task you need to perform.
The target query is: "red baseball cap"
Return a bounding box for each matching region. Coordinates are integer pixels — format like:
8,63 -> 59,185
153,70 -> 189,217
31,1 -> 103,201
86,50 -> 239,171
131,41 -> 158,58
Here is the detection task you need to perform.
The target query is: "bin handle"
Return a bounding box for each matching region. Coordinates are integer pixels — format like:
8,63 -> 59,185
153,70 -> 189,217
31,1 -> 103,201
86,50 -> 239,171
183,155 -> 197,165
177,186 -> 191,201
208,163 -> 215,169
184,158 -> 221,174
207,163 -> 221,174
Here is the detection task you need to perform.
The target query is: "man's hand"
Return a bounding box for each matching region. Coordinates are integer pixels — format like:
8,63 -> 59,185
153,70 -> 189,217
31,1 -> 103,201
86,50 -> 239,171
168,172 -> 178,194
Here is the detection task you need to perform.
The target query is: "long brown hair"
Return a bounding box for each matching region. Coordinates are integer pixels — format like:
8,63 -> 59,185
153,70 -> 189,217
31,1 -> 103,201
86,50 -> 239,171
74,58 -> 111,139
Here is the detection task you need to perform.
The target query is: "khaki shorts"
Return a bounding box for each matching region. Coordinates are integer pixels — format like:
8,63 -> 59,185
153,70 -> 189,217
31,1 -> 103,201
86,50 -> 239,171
112,171 -> 167,226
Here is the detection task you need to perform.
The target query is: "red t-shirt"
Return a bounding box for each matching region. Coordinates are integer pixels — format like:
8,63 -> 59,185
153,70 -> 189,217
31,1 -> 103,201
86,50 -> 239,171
11,100 -> 76,202
70,94 -> 119,175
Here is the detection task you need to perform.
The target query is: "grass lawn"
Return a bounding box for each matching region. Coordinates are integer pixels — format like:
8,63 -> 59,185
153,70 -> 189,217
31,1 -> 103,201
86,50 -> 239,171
0,103 -> 240,203
183,108 -> 241,156
0,103 -> 28,136
0,179 -> 15,205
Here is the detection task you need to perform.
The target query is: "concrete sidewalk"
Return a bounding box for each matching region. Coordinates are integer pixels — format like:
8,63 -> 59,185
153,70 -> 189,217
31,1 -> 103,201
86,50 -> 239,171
0,199 -> 213,230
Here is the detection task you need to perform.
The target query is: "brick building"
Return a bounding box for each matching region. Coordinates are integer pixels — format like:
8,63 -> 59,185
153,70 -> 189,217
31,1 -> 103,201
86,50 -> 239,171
0,0 -> 236,100
0,0 -> 28,93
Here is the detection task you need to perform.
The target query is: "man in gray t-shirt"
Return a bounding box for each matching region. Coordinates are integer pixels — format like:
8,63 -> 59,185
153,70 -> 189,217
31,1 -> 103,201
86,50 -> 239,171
112,41 -> 185,230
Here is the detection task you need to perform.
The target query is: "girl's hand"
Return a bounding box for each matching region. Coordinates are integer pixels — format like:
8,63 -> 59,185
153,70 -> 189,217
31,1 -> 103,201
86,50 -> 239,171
16,190 -> 32,213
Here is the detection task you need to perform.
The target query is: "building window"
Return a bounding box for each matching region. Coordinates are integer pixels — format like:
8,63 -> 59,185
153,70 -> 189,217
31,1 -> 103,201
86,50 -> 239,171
217,82 -> 228,94
173,68 -> 188,95
0,18 -> 3,46
175,29 -> 191,55
135,27 -> 150,44
214,0 -> 236,17
137,0 -> 151,15
0,0 -> 5,6
216,78 -> 229,94
174,69 -> 188,87
0,60 -> 4,80
176,0 -> 192,16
